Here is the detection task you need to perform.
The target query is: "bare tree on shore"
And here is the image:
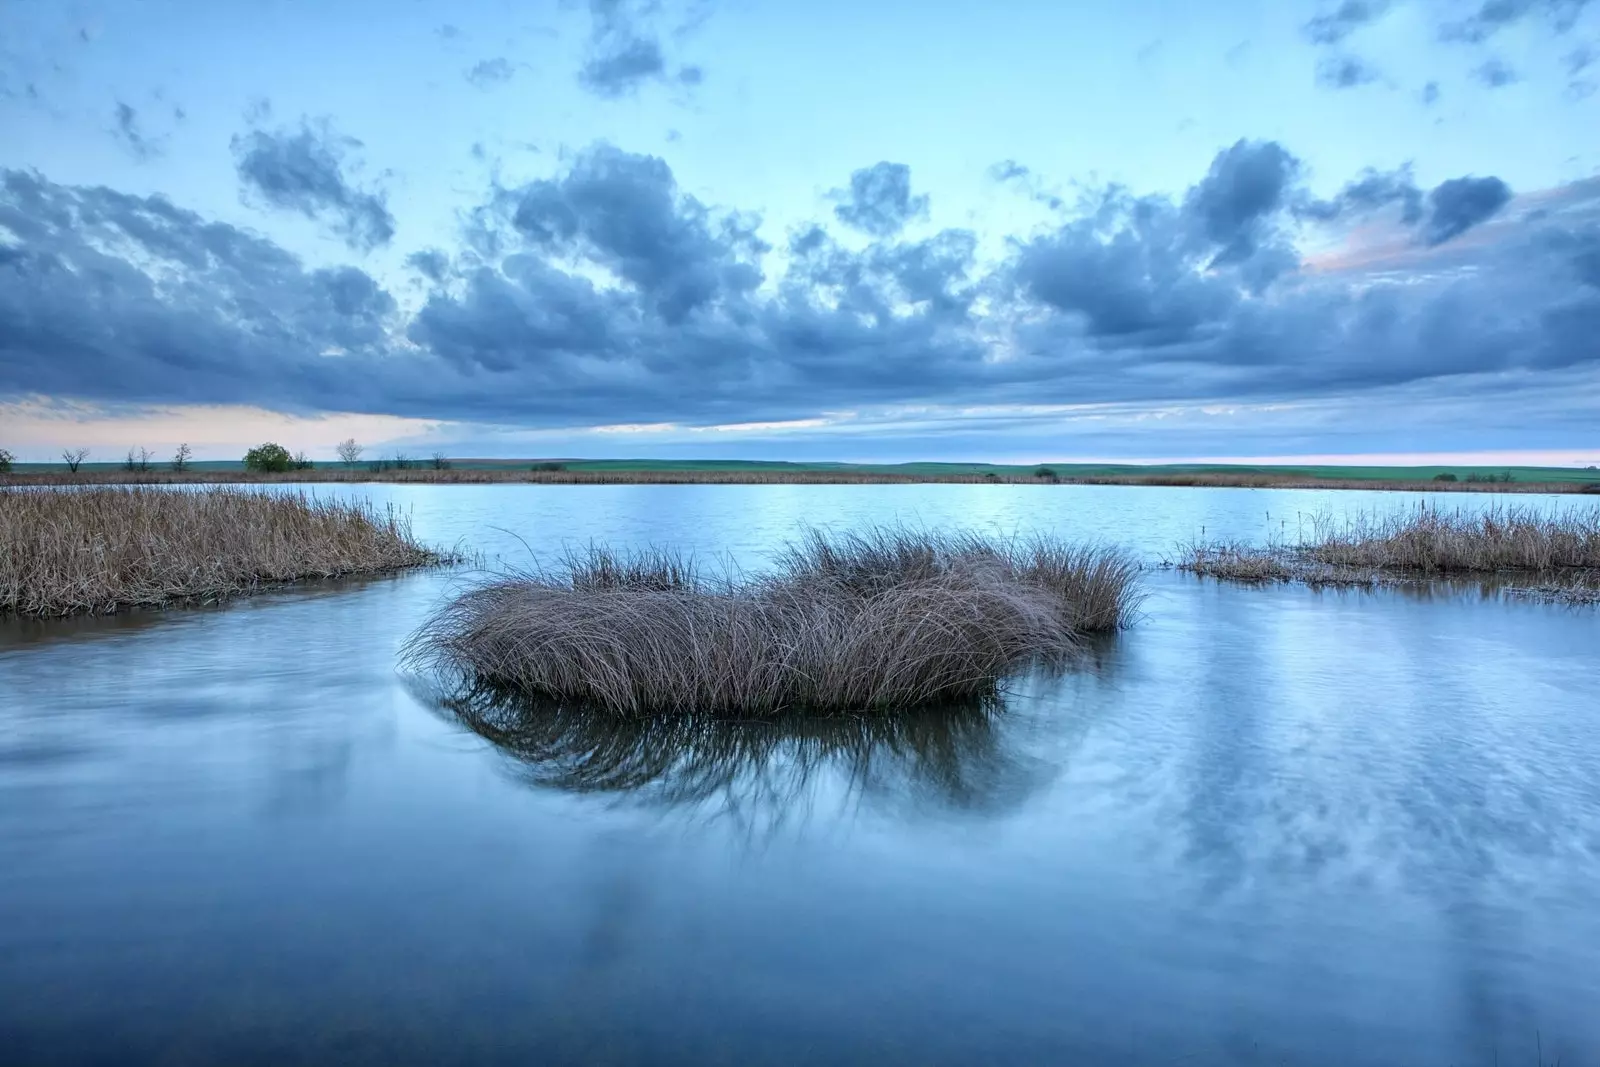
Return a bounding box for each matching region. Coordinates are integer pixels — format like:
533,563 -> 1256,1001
336,438 -> 363,467
172,443 -> 193,472
62,448 -> 89,473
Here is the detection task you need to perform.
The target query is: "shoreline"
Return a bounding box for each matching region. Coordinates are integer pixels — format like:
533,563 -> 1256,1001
5,468 -> 1599,493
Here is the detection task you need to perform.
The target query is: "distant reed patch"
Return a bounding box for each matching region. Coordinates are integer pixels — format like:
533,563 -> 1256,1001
1179,504 -> 1600,601
409,528 -> 1140,717
0,487 -> 450,617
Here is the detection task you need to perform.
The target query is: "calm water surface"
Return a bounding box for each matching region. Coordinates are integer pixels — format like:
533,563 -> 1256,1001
3,485 -> 1598,1065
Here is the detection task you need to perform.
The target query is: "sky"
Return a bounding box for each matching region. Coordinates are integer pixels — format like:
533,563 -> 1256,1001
2,0 -> 1598,465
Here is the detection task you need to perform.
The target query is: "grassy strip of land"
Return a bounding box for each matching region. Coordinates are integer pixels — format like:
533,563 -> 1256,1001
1179,505 -> 1600,601
408,528 -> 1139,717
7,462 -> 1599,492
1,487 -> 449,617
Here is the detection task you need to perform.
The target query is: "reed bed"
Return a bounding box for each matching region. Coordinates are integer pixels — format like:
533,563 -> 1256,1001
1181,505 -> 1600,598
1,486 -> 448,617
409,528 -> 1139,718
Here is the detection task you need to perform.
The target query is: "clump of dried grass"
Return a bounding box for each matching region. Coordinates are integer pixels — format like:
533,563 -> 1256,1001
1180,504 -> 1600,598
0,486 -> 448,617
409,528 -> 1139,717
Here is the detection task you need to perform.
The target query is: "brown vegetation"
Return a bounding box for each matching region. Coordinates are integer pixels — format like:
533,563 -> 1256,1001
409,528 -> 1140,717
1180,505 -> 1600,600
1,487 -> 448,617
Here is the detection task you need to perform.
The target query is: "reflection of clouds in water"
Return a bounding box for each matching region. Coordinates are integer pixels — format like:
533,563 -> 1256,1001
416,651 -> 1122,838
0,577 -> 414,824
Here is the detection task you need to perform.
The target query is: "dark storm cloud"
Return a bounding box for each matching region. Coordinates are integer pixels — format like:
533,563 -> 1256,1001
832,162 -> 930,238
111,101 -> 160,160
0,169 -> 400,412
232,121 -> 395,252
2,142 -> 1595,432
1184,139 -> 1300,275
1299,168 -> 1507,246
1297,167 -> 1425,225
580,36 -> 665,95
1472,57 -> 1521,87
578,0 -> 698,98
1440,0 -> 1591,42
493,144 -> 767,323
1304,1 -> 1391,44
406,249 -> 450,283
1316,54 -> 1382,88
1421,176 -> 1512,245
466,57 -> 516,88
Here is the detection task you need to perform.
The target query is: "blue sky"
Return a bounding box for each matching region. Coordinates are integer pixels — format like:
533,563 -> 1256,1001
2,0 -> 1598,464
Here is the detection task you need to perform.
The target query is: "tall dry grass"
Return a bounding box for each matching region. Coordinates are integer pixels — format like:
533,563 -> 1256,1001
1181,504 -> 1600,592
1,487 -> 447,617
409,528 -> 1139,717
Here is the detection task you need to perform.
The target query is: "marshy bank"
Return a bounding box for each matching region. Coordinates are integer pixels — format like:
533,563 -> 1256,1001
8,464 -> 1600,492
410,528 -> 1139,717
0,487 -> 450,617
1179,505 -> 1600,601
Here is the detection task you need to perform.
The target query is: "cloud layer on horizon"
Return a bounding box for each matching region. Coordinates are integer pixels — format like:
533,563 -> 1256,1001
2,134 -> 1598,445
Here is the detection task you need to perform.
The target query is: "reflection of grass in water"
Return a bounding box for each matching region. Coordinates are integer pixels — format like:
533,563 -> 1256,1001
425,681 -> 1062,827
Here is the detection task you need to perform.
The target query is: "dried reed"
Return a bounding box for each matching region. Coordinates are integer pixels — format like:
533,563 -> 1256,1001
409,528 -> 1139,717
1180,504 -> 1600,596
1,486 -> 448,617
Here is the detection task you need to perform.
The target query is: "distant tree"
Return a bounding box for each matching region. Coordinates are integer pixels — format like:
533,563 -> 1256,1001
124,448 -> 139,472
243,442 -> 294,473
392,452 -> 412,471
531,461 -> 566,472
1432,472 -> 1458,482
430,452 -> 451,471
62,447 -> 89,473
136,447 -> 154,472
292,451 -> 315,471
1033,465 -> 1059,482
0,447 -> 13,474
336,438 -> 364,467
171,443 -> 193,472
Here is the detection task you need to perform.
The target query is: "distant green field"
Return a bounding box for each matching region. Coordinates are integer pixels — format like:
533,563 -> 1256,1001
13,457 -> 1600,484
431,458 -> 1600,483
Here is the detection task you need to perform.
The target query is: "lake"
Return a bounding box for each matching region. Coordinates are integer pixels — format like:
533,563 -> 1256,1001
3,484 -> 1598,1066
